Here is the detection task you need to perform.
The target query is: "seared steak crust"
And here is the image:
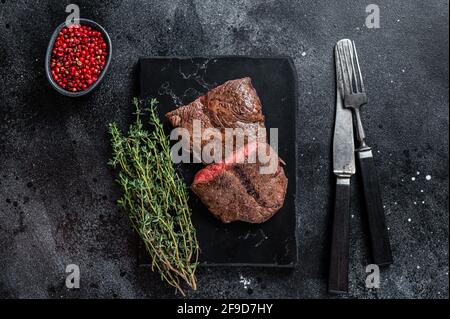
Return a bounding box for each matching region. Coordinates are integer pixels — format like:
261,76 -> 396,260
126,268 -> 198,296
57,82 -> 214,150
191,143 -> 288,224
165,77 -> 266,157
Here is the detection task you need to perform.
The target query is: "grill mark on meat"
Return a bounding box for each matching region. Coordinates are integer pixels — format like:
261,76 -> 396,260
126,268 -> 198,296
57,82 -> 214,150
231,165 -> 269,209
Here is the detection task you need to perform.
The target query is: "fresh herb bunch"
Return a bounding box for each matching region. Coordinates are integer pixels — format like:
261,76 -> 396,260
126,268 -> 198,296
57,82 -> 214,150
108,98 -> 199,295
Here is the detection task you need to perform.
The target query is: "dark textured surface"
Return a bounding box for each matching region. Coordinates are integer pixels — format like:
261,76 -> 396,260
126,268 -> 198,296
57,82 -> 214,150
0,0 -> 448,299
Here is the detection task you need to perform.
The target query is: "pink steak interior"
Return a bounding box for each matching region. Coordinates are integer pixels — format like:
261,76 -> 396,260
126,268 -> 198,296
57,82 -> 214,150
193,142 -> 259,184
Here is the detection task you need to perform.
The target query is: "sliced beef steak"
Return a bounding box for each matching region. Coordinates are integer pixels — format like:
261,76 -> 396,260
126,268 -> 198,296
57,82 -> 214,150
168,78 -> 287,224
206,77 -> 265,127
191,142 -> 287,223
165,77 -> 266,160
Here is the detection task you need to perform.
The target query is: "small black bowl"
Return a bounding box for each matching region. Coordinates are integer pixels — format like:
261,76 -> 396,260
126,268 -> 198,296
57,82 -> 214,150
45,18 -> 112,97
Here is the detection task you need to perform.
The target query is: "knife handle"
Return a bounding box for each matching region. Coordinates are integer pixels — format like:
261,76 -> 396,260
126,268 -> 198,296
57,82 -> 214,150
328,177 -> 351,294
358,148 -> 393,266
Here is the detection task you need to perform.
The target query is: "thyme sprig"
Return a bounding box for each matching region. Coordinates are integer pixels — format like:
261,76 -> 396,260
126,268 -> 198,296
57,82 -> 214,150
108,98 -> 199,295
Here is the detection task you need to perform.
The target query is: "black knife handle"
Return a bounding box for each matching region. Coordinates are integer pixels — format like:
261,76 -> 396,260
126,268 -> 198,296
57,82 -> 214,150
358,148 -> 393,266
328,177 -> 351,294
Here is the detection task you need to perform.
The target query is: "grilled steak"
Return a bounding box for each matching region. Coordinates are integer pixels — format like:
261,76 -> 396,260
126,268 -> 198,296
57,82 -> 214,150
167,77 -> 288,224
165,77 -> 266,160
191,142 -> 287,223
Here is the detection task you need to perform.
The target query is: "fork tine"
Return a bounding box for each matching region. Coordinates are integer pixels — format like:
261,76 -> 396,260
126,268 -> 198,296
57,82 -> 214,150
352,41 -> 365,93
348,41 -> 360,93
337,43 -> 350,95
341,41 -> 355,94
336,43 -> 347,93
339,42 -> 353,95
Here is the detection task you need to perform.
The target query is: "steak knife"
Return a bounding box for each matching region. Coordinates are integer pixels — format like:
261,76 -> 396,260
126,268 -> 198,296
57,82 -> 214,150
328,41 -> 356,294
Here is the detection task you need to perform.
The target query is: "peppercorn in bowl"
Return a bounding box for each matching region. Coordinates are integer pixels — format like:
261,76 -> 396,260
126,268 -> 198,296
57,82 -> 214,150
45,19 -> 112,97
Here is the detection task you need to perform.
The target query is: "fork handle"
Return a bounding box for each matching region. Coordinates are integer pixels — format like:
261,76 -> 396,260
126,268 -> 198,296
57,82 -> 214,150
328,176 -> 351,294
358,148 -> 393,266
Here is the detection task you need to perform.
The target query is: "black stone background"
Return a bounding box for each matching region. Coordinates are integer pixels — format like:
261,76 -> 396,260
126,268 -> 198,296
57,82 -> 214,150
0,0 -> 448,299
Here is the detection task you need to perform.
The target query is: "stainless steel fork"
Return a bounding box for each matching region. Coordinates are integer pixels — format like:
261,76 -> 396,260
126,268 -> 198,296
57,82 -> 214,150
336,39 -> 393,266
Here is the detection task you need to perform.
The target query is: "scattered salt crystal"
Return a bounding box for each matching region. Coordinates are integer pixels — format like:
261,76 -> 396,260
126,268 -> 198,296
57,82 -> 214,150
422,201 -> 425,204
239,275 -> 252,289
420,190 -> 424,193
417,265 -> 420,269
351,214 -> 355,219
411,177 -> 416,181
301,52 -> 307,57
413,201 -> 417,205
408,218 -> 412,222
416,171 -> 420,175
426,175 -> 432,181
